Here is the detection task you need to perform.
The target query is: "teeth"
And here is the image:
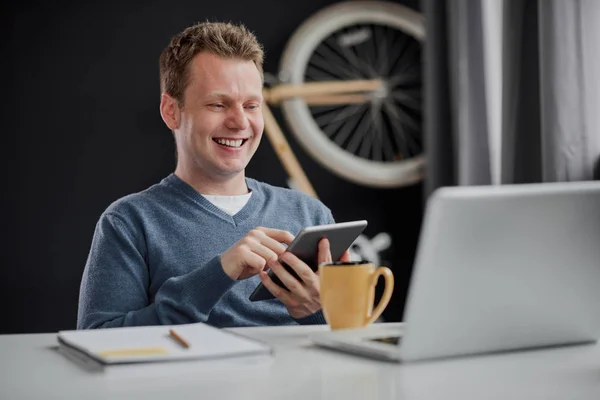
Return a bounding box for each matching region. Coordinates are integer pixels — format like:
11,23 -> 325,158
216,139 -> 243,147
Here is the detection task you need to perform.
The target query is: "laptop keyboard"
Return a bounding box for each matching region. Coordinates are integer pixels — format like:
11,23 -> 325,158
367,336 -> 402,345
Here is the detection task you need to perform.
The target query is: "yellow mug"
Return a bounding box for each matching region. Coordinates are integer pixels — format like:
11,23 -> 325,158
319,261 -> 394,330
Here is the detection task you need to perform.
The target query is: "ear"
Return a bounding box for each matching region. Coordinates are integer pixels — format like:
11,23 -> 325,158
159,93 -> 181,130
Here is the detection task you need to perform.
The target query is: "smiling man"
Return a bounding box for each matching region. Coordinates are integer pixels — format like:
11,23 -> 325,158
77,22 -> 349,329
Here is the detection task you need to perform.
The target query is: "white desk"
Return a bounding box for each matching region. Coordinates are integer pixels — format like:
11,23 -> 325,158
1,323 -> 599,399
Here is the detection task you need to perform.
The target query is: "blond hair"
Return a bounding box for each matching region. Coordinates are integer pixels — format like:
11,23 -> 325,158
159,21 -> 264,106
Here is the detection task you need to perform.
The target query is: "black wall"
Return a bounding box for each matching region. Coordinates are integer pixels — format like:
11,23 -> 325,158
2,0 -> 423,333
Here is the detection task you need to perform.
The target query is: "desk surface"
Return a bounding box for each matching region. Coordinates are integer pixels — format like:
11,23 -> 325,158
1,323 -> 599,399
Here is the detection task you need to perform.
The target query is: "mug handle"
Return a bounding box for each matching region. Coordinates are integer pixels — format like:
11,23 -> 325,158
365,266 -> 394,325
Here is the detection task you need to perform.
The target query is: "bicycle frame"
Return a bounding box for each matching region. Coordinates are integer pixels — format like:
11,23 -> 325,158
262,79 -> 383,198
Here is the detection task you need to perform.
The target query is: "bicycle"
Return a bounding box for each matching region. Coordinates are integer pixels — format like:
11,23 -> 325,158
261,1 -> 425,198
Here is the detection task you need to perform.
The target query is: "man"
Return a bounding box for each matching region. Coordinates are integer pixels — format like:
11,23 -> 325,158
77,22 -> 350,329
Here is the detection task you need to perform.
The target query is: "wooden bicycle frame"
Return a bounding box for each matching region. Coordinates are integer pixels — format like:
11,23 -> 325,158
261,79 -> 382,198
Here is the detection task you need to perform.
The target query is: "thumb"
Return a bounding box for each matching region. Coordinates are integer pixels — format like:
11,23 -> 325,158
339,249 -> 351,262
318,237 -> 333,265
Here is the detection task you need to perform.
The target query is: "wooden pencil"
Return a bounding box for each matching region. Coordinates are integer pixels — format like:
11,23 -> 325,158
169,329 -> 190,349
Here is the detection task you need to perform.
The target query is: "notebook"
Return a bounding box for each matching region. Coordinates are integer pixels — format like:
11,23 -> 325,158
57,322 -> 272,365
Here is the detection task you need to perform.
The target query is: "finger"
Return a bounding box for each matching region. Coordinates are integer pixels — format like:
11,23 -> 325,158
240,250 -> 269,273
339,249 -> 352,262
245,242 -> 279,265
249,229 -> 293,256
256,227 -> 295,245
230,250 -> 268,280
279,252 -> 319,290
269,257 -> 311,298
259,235 -> 290,256
259,270 -> 292,303
317,238 -> 333,265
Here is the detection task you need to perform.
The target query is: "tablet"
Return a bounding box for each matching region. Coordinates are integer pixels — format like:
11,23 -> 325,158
248,220 -> 368,302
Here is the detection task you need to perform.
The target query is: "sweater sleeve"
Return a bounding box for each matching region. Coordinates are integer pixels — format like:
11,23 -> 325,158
294,310 -> 327,325
77,213 -> 236,329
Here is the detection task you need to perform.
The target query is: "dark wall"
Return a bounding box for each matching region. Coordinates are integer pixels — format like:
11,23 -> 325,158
2,0 -> 423,333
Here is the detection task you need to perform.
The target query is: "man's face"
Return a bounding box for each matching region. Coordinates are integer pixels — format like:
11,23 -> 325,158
174,52 -> 264,180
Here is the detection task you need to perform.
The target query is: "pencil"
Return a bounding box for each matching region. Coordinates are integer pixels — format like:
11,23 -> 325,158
169,328 -> 190,349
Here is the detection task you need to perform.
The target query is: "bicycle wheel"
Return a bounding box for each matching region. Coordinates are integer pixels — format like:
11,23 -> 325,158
279,1 -> 425,188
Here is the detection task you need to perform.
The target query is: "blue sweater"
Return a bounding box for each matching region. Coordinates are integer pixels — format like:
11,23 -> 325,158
77,174 -> 333,329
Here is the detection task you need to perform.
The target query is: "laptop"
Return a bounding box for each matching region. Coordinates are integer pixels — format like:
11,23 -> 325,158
312,181 -> 600,362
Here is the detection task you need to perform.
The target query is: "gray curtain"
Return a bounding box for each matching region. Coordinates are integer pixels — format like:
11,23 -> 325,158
423,0 -> 491,196
503,0 -> 600,183
424,0 -> 600,195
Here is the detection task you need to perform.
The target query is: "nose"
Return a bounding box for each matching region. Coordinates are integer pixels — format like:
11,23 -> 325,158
225,106 -> 250,131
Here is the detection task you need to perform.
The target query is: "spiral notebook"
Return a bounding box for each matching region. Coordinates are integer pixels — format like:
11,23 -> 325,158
57,323 -> 272,365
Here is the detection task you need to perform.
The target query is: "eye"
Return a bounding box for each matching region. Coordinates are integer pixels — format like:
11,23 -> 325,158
209,104 -> 225,109
246,103 -> 260,111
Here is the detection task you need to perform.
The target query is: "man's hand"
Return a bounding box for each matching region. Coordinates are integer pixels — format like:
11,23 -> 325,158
220,227 -> 295,280
259,238 -> 351,319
